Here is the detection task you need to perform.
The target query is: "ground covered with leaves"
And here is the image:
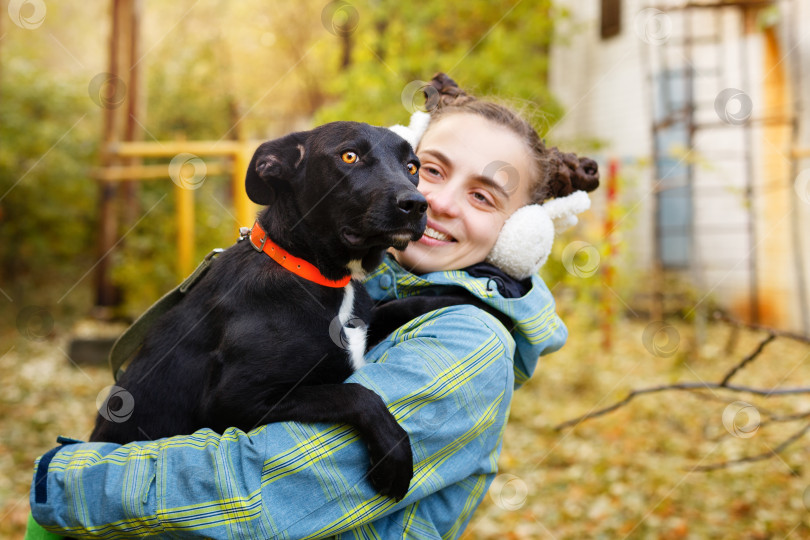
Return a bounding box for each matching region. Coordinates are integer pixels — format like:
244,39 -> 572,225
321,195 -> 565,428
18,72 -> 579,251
1,314 -> 808,538
464,314 -> 810,539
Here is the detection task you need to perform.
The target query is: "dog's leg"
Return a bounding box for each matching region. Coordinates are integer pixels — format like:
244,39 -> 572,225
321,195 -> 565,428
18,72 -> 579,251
203,382 -> 413,500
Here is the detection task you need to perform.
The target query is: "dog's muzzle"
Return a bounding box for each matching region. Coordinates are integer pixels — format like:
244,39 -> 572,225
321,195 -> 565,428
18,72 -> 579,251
395,192 -> 428,217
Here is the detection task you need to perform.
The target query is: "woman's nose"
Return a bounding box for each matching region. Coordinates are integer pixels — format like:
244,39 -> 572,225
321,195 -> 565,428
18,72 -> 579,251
423,183 -> 460,218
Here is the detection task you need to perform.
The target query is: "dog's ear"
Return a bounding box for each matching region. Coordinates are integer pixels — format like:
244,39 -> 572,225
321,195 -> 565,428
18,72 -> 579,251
245,131 -> 308,205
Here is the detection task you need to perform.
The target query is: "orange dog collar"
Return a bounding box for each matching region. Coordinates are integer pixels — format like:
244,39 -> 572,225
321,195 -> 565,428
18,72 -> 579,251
247,221 -> 351,288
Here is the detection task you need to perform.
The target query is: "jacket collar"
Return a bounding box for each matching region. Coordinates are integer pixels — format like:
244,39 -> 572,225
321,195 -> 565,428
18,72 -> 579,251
365,254 -> 567,388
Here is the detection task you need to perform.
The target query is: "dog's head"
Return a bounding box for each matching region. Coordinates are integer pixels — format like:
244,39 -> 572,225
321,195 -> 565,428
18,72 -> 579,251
246,121 -> 427,271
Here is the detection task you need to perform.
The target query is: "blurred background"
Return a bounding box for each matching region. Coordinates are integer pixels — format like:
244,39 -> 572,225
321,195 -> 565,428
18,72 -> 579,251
1,0 -> 810,537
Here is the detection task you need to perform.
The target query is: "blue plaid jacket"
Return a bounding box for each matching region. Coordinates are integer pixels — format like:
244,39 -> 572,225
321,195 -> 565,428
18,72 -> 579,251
30,256 -> 566,539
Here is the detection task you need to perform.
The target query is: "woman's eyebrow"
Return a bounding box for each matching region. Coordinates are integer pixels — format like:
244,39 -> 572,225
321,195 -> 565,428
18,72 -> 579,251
420,149 -> 450,166
472,173 -> 510,201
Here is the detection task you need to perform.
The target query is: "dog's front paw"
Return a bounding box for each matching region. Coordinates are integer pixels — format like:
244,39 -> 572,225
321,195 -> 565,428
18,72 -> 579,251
366,422 -> 413,501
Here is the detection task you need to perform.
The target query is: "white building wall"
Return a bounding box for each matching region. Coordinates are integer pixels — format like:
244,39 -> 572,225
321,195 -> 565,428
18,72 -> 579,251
549,0 -> 809,332
549,0 -> 655,272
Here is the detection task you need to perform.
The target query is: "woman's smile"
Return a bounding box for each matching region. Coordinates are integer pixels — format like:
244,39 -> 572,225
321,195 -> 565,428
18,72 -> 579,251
419,221 -> 456,245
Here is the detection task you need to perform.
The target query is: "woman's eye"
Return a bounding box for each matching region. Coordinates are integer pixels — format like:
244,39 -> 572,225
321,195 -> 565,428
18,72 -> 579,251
424,166 -> 441,178
472,192 -> 493,206
341,151 -> 358,164
407,162 -> 418,175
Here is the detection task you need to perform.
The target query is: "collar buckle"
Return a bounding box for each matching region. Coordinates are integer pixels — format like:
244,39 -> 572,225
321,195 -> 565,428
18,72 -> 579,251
250,234 -> 266,252
248,222 -> 267,252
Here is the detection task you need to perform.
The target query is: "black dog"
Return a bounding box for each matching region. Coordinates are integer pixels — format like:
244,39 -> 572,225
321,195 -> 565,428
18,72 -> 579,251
90,121 -> 427,500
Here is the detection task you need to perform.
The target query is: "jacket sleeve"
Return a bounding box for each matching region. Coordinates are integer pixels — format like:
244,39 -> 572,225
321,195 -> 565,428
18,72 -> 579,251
30,306 -> 516,539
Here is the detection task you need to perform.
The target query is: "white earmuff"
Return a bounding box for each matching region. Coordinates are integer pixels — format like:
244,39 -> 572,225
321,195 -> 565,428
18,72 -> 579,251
485,205 -> 554,279
485,190 -> 592,279
388,111 -> 431,150
542,190 -> 591,235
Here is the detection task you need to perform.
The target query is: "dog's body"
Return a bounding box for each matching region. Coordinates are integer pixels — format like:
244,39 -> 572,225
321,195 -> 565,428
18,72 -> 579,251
367,292 -> 513,349
90,121 -> 426,499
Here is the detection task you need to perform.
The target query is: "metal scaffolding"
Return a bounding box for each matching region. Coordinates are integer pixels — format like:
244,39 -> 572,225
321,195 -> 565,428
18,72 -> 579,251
640,0 -> 807,333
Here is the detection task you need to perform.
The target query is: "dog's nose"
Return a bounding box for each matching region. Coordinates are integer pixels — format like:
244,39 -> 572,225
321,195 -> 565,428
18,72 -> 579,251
396,192 -> 428,216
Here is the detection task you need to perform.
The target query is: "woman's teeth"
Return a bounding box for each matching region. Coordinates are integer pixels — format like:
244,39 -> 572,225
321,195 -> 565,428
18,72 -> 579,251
424,226 -> 454,242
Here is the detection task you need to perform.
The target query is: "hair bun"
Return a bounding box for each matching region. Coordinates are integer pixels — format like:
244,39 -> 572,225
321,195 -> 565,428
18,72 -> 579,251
546,148 -> 600,199
426,72 -> 472,109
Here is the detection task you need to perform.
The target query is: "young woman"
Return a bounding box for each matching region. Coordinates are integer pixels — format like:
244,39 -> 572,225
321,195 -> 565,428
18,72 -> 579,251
28,73 -> 598,539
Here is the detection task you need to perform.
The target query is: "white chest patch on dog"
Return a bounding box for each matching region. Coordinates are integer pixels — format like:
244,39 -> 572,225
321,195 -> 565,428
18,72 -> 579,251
338,282 -> 367,370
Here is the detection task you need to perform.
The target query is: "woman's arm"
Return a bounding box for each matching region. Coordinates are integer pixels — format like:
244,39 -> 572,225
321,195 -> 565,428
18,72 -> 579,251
31,306 -> 529,539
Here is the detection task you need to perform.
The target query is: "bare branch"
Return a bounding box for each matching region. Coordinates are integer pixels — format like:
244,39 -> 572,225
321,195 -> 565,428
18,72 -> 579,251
719,333 -> 776,386
555,313 -> 810,472
554,382 -> 810,431
759,408 -> 810,427
693,422 -> 810,472
713,311 -> 810,345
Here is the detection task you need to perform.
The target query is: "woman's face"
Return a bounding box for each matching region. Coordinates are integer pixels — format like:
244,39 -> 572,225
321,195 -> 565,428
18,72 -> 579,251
393,113 -> 534,274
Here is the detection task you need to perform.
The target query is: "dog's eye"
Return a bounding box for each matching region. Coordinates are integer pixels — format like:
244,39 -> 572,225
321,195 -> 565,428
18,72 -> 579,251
407,162 -> 418,175
341,151 -> 358,164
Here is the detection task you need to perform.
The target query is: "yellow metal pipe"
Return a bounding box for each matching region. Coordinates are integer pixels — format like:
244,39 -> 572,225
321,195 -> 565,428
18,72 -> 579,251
106,140 -> 261,158
100,138 -> 268,275
91,163 -> 229,181
232,146 -> 256,227
175,181 -> 195,279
